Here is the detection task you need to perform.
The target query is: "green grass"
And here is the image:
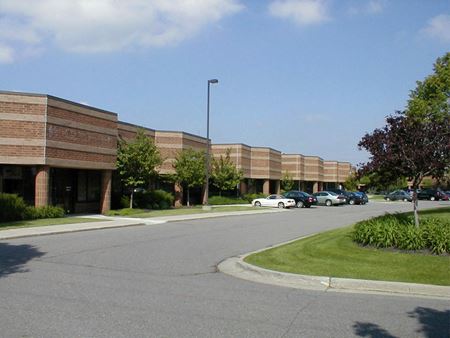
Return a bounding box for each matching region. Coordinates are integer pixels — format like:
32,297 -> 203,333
107,205 -> 263,218
0,217 -> 105,230
245,207 -> 450,286
367,194 -> 385,201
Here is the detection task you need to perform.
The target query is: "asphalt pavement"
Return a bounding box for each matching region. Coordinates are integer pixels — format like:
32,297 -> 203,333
0,200 -> 449,337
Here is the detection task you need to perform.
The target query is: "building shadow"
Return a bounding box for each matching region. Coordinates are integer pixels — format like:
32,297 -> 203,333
353,322 -> 398,338
408,307 -> 450,338
0,242 -> 45,278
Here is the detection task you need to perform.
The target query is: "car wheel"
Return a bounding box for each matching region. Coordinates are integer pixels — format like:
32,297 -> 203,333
254,201 -> 261,207
278,202 -> 285,209
325,200 -> 332,207
296,201 -> 304,208
430,196 -> 435,201
349,199 -> 355,205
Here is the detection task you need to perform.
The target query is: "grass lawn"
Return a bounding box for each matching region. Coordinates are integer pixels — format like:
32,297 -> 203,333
0,217 -> 105,231
107,205 -> 263,218
367,194 -> 385,201
245,207 -> 450,286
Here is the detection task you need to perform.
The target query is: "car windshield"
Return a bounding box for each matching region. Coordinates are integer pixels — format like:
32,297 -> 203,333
328,191 -> 338,196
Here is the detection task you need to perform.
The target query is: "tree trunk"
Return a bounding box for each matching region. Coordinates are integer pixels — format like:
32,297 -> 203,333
413,190 -> 419,228
187,188 -> 190,207
130,190 -> 134,209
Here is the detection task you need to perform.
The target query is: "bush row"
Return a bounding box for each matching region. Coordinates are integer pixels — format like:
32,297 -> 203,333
0,193 -> 65,223
208,196 -> 249,205
121,190 -> 175,210
352,213 -> 450,255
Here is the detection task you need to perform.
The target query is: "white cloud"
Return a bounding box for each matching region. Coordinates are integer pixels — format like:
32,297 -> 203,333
268,0 -> 330,26
0,43 -> 14,63
0,0 -> 243,63
347,0 -> 386,16
367,0 -> 385,14
422,14 -> 450,43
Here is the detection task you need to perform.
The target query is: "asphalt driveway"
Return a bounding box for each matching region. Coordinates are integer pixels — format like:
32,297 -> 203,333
0,201 -> 448,337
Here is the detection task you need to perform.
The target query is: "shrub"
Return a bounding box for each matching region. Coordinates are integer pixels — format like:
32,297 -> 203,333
0,193 -> 29,222
24,205 -> 65,220
132,189 -> 174,210
0,194 -> 65,223
353,213 -> 450,255
208,196 -> 249,205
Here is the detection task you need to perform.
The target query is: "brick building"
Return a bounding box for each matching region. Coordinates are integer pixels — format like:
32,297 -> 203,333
0,91 -> 353,213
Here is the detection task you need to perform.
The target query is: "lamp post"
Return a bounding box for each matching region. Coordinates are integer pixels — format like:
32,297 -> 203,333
203,78 -> 218,208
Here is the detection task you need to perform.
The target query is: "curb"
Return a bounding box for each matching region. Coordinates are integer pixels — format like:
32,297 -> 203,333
218,249 -> 450,300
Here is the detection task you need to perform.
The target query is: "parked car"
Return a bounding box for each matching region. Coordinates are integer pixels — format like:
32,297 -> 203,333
384,190 -> 412,202
328,189 -> 352,203
252,194 -> 296,208
312,191 -> 346,206
353,191 -> 369,204
283,190 -> 318,208
417,189 -> 448,201
347,192 -> 367,205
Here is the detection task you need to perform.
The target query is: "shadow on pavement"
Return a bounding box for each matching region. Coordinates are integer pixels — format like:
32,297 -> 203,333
0,242 -> 45,278
353,307 -> 450,338
353,322 -> 398,338
408,307 -> 450,338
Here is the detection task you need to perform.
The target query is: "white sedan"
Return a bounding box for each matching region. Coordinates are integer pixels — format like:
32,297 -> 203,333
252,194 -> 296,209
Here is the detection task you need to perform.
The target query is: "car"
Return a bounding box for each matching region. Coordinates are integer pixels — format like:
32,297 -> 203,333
417,189 -> 448,201
353,191 -> 369,204
283,190 -> 318,208
328,188 -> 352,203
347,192 -> 367,205
252,194 -> 296,208
384,190 -> 412,202
312,191 -> 346,206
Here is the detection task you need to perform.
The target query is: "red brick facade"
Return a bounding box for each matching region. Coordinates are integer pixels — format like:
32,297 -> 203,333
0,91 -> 353,212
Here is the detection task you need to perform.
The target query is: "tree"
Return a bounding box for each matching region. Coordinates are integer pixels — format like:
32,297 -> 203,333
358,111 -> 449,226
211,149 -> 243,195
116,129 -> 162,208
407,52 -> 449,122
281,171 -> 294,191
173,148 -> 205,206
359,53 -> 450,226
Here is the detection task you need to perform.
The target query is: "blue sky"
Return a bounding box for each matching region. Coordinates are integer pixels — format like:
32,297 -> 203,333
0,0 -> 449,165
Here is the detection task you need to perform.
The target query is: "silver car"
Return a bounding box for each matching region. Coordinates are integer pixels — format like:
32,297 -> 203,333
313,191 -> 346,206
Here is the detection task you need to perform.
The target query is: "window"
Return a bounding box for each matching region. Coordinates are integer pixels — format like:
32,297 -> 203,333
77,171 -> 100,202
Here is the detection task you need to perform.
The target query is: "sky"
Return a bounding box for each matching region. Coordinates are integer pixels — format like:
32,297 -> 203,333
0,0 -> 449,166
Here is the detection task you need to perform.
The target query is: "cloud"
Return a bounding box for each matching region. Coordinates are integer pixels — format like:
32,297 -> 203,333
347,0 -> 386,16
422,14 -> 450,43
268,0 -> 330,26
0,0 -> 243,63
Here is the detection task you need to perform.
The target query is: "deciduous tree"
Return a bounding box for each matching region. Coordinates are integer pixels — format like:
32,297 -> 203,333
211,149 -> 243,195
116,129 -> 162,208
173,149 -> 205,206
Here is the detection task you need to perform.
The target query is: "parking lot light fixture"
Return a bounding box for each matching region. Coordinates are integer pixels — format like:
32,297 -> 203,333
203,79 -> 219,208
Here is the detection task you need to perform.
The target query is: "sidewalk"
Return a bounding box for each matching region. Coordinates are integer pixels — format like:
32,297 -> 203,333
0,208 -> 283,240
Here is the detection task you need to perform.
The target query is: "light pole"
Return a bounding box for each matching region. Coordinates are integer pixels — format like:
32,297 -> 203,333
203,78 -> 218,208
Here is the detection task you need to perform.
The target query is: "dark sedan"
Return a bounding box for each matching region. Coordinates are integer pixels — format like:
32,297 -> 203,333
384,190 -> 412,202
348,192 -> 367,205
284,190 -> 318,208
417,189 -> 448,201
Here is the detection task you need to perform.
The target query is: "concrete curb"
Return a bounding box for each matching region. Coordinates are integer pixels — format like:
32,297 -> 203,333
218,245 -> 450,300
